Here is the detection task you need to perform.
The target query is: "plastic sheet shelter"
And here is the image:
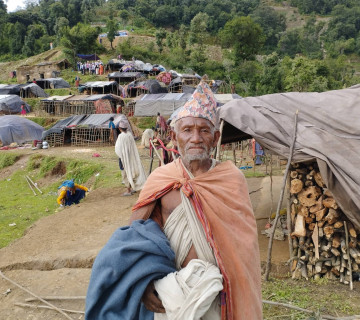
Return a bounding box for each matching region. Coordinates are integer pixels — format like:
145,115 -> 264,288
35,78 -> 70,89
134,93 -> 192,116
0,95 -> 30,114
0,115 -> 44,145
108,72 -> 144,84
219,85 -> 360,230
0,83 -> 48,98
81,81 -> 122,96
42,114 -> 133,147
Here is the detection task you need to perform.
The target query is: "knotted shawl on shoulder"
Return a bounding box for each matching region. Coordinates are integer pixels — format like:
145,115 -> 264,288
131,159 -> 262,320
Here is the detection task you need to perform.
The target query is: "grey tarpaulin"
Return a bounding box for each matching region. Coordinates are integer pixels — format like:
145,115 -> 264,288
0,95 -> 30,114
0,115 -> 44,145
219,85 -> 360,229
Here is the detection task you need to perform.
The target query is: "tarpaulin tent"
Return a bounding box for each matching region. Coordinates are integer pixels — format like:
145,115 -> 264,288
42,114 -> 133,147
77,54 -> 101,61
134,93 -> 192,116
126,79 -> 168,97
0,83 -> 48,98
219,85 -> 360,229
35,78 -> 70,89
80,81 -> 122,96
0,95 -> 30,114
108,72 -> 143,83
0,115 -> 44,145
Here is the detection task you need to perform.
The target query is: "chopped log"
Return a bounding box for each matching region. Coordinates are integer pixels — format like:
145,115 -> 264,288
317,221 -> 326,228
308,223 -> 315,231
315,207 -> 328,221
323,197 -> 338,209
306,174 -> 313,180
296,168 -> 307,174
297,174 -> 303,180
311,223 -> 319,259
325,271 -> 337,280
331,267 -> 340,276
320,242 -> 331,252
293,198 -> 299,205
348,222 -> 357,238
310,196 -> 324,213
320,251 -> 331,258
349,237 -> 357,248
291,215 -> 306,237
292,237 -> 299,248
290,179 -> 303,194
334,257 -> 341,266
352,262 -> 359,272
318,227 -> 324,237
341,239 -> 346,254
290,170 -> 298,179
325,208 -> 341,224
324,260 -> 332,267
330,247 -> 341,257
304,180 -> 314,187
298,186 -> 321,207
307,264 -> 314,278
350,248 -> 359,259
309,170 -> 316,176
314,172 -> 325,187
305,216 -> 313,224
291,162 -> 300,168
291,203 -> 296,224
315,261 -> 323,273
332,234 -> 341,248
323,188 -> 333,197
299,206 -> 309,217
299,236 -> 305,247
324,225 -> 334,238
334,221 -> 344,229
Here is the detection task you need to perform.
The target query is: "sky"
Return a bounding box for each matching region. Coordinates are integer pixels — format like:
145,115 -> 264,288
6,0 -> 27,12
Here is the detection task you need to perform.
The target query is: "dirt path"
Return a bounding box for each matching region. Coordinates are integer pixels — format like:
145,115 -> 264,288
0,149 -> 289,319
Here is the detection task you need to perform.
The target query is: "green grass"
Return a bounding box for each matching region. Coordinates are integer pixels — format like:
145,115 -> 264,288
0,153 -> 116,248
0,153 -> 20,169
0,170 -> 59,248
132,116 -> 157,130
262,278 -> 358,319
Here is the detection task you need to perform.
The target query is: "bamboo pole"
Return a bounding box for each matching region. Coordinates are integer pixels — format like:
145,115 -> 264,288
286,171 -> 293,272
216,119 -> 224,161
0,271 -> 73,320
148,146 -> 154,175
14,303 -> 84,315
149,139 -> 164,166
26,175 -> 43,194
344,221 -> 353,290
265,110 -> 299,281
25,176 -> 37,196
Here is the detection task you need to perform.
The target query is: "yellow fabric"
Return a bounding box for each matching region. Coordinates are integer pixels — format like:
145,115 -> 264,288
56,184 -> 88,205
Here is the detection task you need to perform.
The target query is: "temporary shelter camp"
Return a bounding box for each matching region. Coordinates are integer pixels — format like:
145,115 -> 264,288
35,78 -> 70,89
0,95 -> 30,114
42,114 -> 133,147
108,72 -> 144,84
0,115 -> 44,146
41,94 -> 123,116
219,85 -> 360,230
80,81 -> 123,96
107,59 -> 125,72
124,79 -> 168,98
0,83 -> 48,98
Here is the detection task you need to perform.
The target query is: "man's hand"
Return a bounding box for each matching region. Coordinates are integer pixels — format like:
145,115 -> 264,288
141,281 -> 165,313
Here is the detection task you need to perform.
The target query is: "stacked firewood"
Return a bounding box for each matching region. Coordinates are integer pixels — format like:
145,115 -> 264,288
289,161 -> 359,284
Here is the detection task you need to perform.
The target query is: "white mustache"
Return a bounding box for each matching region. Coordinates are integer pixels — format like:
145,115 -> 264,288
185,144 -> 207,151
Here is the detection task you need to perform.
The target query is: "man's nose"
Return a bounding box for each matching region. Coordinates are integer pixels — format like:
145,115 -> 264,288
190,129 -> 202,143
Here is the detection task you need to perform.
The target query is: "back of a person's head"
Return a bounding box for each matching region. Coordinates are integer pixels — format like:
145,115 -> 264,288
157,112 -> 160,116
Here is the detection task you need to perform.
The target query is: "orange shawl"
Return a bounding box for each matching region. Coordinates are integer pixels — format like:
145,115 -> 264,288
131,159 -> 262,320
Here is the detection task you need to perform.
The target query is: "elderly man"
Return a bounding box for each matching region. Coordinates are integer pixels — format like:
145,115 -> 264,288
115,120 -> 146,196
85,82 -> 262,320
131,81 -> 262,319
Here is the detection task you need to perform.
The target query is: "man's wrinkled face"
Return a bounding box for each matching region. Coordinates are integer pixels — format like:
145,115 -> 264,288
172,117 -> 220,163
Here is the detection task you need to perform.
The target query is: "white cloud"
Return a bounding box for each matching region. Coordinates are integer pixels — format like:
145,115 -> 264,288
6,0 -> 26,12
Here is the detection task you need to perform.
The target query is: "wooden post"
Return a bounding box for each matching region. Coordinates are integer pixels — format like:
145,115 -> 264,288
150,139 -> 164,166
344,221 -> 353,290
265,110 -> 299,281
148,147 -> 154,175
216,120 -> 224,161
286,171 -> 293,272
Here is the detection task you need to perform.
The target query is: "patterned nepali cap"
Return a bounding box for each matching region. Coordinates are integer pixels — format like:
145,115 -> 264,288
175,80 -> 217,126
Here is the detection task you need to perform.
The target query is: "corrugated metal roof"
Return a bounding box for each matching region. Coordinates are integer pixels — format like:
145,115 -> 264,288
83,81 -> 118,88
41,95 -> 73,101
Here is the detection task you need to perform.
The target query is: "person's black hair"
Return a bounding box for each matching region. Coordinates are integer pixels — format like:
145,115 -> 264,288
120,127 -> 127,131
109,116 -> 114,121
157,112 -> 160,116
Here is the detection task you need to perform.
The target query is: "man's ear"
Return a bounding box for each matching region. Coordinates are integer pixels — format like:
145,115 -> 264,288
170,130 -> 178,147
212,130 -> 221,148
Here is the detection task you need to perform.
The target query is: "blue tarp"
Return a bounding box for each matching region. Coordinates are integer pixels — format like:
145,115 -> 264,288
77,54 -> 100,61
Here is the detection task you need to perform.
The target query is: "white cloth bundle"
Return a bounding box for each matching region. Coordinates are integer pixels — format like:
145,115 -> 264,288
154,259 -> 223,320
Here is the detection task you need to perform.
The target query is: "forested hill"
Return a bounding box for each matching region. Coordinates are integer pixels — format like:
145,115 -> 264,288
1,0 -> 360,96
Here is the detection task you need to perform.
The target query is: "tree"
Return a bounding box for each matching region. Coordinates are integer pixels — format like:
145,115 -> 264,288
61,23 -> 101,67
220,16 -> 265,64
189,12 -> 209,48
155,28 -> 166,53
277,29 -> 302,58
107,18 -> 118,50
119,9 -> 130,27
252,6 -> 286,53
